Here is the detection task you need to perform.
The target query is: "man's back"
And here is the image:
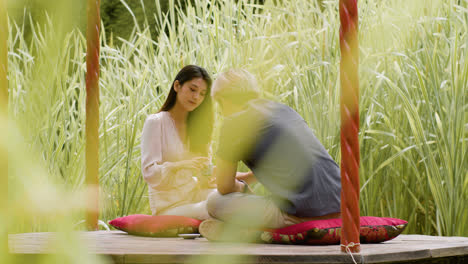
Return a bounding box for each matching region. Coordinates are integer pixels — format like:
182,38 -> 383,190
217,99 -> 341,217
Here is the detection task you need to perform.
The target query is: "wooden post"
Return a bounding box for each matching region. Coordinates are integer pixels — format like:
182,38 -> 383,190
85,0 -> 101,230
0,0 -> 8,258
0,0 -> 7,114
339,0 -> 360,253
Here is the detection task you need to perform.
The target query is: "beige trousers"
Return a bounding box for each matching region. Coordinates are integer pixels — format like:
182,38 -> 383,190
206,192 -> 308,229
159,189 -> 217,220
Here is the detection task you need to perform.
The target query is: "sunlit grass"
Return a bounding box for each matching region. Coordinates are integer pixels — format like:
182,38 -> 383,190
6,0 -> 468,239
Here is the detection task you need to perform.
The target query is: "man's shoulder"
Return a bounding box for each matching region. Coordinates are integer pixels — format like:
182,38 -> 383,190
221,99 -> 298,134
249,99 -> 297,115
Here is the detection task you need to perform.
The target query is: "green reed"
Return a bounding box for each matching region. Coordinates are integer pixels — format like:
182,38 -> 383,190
6,0 -> 467,237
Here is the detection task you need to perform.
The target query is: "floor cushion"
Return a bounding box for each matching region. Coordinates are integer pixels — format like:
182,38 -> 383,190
260,216 -> 407,245
109,214 -> 202,237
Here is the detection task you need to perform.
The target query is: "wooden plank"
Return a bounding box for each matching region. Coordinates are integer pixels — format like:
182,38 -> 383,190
8,231 -> 468,264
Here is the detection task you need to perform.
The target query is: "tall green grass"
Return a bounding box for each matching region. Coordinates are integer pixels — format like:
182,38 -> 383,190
6,0 -> 467,236
2,109 -> 109,263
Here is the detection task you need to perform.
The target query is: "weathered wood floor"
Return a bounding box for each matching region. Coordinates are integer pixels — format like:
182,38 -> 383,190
9,231 -> 468,264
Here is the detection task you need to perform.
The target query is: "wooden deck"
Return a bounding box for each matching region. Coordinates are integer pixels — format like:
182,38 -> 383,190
9,231 -> 468,264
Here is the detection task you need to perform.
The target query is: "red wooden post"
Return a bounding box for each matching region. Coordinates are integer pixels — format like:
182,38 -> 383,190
0,0 -> 7,113
0,0 -> 8,257
339,0 -> 360,253
85,0 -> 101,230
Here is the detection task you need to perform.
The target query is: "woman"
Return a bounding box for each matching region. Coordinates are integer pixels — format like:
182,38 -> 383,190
141,65 -> 216,220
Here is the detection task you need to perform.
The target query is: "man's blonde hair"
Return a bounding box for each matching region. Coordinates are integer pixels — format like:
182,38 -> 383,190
211,69 -> 260,103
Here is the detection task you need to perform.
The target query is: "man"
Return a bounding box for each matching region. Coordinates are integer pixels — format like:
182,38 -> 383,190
199,69 -> 341,241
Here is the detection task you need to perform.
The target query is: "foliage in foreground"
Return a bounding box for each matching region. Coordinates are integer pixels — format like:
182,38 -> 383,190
2,115 -> 110,263
6,0 -> 468,236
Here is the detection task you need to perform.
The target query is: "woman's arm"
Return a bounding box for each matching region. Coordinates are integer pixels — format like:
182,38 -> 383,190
141,115 -> 168,188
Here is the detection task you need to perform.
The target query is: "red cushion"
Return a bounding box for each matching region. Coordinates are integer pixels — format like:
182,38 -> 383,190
109,214 -> 202,237
260,216 -> 407,245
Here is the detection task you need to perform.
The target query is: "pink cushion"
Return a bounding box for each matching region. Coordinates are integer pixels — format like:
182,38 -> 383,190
260,216 -> 407,245
109,214 -> 202,237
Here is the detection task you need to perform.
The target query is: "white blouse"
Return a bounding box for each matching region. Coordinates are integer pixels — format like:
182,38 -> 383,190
141,111 -> 210,215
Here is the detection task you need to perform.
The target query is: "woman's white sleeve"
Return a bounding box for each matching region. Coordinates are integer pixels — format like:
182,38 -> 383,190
141,116 -> 171,188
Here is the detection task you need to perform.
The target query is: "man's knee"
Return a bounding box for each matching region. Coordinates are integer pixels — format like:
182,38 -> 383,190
206,191 -> 223,218
206,191 -> 242,219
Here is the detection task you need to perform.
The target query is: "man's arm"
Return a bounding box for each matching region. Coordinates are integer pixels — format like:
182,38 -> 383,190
214,158 -> 246,195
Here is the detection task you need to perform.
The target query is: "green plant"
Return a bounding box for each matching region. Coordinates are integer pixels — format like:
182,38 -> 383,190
7,0 -> 467,236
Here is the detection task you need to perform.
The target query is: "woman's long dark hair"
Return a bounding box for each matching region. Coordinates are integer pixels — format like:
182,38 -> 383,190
159,65 -> 213,156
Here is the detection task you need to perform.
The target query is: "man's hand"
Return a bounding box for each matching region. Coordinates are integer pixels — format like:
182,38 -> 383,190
235,171 -> 256,185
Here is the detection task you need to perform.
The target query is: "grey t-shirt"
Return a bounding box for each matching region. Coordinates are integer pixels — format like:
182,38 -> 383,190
217,99 -> 341,217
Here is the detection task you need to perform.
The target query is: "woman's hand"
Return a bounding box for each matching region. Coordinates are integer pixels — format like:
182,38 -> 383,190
199,176 -> 217,189
178,157 -> 210,171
